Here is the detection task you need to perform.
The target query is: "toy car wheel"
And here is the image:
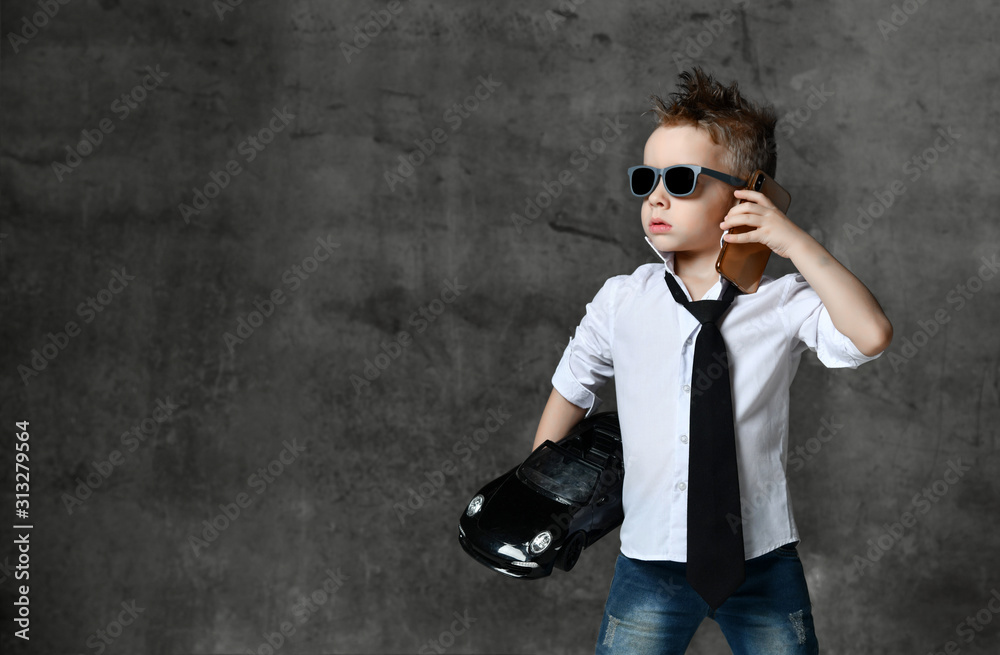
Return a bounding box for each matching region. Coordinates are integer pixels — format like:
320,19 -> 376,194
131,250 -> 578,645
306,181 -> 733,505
556,531 -> 586,572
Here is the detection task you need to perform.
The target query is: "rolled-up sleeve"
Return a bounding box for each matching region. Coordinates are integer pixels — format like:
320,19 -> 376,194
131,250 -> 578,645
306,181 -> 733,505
780,273 -> 884,369
551,276 -> 620,417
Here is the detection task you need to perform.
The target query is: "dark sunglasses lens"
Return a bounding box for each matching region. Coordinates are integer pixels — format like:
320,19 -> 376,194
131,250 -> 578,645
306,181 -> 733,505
663,167 -> 695,195
630,167 -> 656,196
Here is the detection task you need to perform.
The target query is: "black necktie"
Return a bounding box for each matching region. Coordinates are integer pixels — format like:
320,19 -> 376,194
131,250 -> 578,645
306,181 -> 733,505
663,270 -> 745,610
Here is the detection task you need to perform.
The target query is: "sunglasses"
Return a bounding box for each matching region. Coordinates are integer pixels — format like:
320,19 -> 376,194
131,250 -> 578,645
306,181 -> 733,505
627,165 -> 747,198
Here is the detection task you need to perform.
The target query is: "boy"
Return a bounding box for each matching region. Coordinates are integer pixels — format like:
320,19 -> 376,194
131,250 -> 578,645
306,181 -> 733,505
531,68 -> 893,654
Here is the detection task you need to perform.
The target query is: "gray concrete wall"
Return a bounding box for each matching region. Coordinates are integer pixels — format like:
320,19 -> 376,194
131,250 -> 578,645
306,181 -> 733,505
2,0 -> 998,653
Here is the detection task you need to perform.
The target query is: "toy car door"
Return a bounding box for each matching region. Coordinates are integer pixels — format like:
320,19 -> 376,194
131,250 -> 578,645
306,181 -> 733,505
587,455 -> 624,540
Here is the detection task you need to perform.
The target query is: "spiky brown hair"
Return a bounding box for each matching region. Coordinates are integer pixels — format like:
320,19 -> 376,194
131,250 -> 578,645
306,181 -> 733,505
647,67 -> 778,181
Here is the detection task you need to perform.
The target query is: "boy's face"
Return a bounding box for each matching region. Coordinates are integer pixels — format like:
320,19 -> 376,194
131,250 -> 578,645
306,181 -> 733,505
639,124 -> 741,263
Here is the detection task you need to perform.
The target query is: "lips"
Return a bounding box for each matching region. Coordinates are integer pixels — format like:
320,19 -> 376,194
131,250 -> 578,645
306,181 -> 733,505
650,217 -> 671,227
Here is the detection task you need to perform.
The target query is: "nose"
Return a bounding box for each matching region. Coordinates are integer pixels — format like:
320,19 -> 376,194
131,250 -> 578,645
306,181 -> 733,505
647,175 -> 670,207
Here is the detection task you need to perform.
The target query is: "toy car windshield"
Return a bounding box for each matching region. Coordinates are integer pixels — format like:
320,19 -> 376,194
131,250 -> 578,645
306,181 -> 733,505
515,443 -> 601,505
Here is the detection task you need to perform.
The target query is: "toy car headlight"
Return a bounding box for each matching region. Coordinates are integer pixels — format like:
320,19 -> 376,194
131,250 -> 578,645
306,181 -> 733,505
466,494 -> 484,517
529,530 -> 552,554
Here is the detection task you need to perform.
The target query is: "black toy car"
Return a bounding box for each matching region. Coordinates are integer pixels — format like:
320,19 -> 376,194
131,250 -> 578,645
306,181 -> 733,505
458,411 -> 624,579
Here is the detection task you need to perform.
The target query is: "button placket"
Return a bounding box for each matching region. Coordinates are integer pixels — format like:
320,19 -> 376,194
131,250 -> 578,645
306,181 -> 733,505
676,378 -> 691,499
675,313 -> 696,502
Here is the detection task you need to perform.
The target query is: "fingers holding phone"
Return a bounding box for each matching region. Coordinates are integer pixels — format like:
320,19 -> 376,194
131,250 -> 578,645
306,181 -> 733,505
716,171 -> 797,293
722,187 -> 805,259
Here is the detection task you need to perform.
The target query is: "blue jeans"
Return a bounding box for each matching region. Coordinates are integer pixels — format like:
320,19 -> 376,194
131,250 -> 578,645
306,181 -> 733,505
595,542 -> 819,654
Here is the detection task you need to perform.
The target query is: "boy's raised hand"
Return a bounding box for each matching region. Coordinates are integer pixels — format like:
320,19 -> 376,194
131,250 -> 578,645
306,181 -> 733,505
720,188 -> 811,260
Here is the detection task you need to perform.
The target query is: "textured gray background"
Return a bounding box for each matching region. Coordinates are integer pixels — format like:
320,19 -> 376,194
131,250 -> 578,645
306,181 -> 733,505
2,0 -> 999,653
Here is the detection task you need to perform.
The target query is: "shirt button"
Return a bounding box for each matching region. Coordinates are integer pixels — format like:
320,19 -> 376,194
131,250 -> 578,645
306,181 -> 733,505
686,337 -> 693,345
677,481 -> 687,491
683,384 -> 691,393
680,434 -> 688,443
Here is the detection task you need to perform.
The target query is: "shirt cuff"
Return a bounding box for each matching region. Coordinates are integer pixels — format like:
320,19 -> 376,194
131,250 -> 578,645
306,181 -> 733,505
816,307 -> 885,368
551,337 -> 603,418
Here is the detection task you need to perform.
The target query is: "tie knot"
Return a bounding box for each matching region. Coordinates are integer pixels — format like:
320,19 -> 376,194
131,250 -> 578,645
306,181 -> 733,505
663,271 -> 741,324
685,300 -> 729,325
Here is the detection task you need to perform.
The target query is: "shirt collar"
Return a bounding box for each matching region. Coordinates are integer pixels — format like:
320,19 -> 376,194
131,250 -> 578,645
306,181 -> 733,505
643,235 -> 731,295
644,235 -> 677,273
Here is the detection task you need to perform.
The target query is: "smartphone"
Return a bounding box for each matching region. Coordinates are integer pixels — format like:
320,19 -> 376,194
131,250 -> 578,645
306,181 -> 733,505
715,170 -> 792,294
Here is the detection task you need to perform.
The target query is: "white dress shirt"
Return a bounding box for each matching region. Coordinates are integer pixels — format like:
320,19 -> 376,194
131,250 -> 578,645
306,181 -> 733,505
551,235 -> 884,561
